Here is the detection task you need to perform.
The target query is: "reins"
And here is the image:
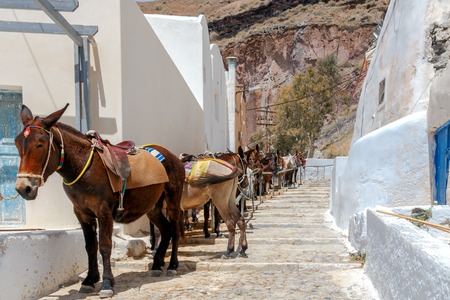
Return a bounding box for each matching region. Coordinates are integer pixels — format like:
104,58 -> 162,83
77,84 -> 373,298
236,155 -> 248,185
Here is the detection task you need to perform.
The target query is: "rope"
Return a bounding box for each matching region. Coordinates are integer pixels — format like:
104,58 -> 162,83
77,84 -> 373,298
0,192 -> 20,201
237,169 -> 259,200
16,126 -> 65,187
17,129 -> 54,187
63,147 -> 95,186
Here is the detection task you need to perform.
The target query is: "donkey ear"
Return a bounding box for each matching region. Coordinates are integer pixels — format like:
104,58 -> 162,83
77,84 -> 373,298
20,105 -> 34,126
43,103 -> 69,128
238,146 -> 244,158
256,144 -> 260,152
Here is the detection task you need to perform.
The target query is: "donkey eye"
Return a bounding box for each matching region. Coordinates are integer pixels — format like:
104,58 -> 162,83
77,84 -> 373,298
36,143 -> 44,149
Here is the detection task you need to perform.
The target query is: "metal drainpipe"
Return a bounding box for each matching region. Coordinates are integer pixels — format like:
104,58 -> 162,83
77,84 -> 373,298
227,57 -> 237,152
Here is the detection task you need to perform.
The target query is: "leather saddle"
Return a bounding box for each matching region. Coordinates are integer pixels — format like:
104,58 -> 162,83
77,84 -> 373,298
86,130 -> 138,180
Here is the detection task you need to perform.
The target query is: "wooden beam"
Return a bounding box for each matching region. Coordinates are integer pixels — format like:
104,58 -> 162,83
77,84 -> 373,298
0,0 -> 78,11
0,20 -> 98,36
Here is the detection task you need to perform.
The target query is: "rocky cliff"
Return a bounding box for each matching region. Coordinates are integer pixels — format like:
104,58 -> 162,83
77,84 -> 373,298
220,24 -> 378,136
138,0 -> 389,156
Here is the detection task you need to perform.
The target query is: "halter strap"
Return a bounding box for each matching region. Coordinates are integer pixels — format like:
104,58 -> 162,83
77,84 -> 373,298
17,125 -> 65,186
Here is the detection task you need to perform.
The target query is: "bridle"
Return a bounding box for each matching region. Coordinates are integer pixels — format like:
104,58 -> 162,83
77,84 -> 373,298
16,125 -> 65,187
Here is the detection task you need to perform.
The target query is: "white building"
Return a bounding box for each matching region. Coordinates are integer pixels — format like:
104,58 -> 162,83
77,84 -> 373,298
0,0 -> 232,298
329,1 -> 450,297
332,0 -> 450,232
145,14 -> 230,152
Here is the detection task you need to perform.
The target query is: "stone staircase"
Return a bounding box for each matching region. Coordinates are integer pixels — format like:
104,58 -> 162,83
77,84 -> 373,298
42,180 -> 379,299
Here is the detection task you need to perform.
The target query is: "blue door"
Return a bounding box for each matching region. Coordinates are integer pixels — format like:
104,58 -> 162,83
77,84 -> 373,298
0,89 -> 25,226
434,121 -> 450,205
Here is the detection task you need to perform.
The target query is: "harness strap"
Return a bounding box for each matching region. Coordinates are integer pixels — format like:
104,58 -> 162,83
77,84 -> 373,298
17,126 -> 54,187
118,179 -> 127,211
63,146 -> 95,186
55,127 -> 64,170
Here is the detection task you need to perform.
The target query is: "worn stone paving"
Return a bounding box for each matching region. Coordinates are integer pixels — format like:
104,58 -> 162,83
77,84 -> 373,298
41,180 -> 379,300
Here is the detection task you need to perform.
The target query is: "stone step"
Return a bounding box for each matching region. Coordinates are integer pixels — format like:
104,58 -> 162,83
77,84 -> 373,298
254,204 -> 329,210
250,211 -> 327,218
275,193 -> 330,198
185,227 -> 340,241
247,221 -> 333,227
112,260 -> 363,274
194,261 -> 361,272
184,236 -> 346,246
247,214 -> 324,223
271,198 -> 329,202
247,218 -> 329,225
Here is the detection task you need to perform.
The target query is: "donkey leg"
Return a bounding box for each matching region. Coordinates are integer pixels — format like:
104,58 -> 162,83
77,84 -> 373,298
236,216 -> 248,257
164,199 -> 183,274
149,221 -> 156,250
147,206 -> 173,274
149,221 -> 161,251
222,219 -> 237,258
213,206 -> 223,237
75,211 -> 100,293
203,201 -> 211,238
184,210 -> 193,231
191,209 -> 199,223
97,212 -> 115,298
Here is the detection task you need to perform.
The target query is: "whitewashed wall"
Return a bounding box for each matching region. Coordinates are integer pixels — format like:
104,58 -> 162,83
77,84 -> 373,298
0,230 -> 85,300
0,0 -> 210,229
331,0 -> 450,230
145,14 -> 229,152
334,112 -> 430,230
351,0 -> 433,142
210,44 -> 230,151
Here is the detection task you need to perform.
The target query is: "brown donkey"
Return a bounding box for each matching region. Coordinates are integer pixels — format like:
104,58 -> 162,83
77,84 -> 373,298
14,104 -> 184,298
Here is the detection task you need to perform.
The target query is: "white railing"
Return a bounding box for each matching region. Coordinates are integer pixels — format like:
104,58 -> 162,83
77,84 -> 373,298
303,159 -> 334,181
223,159 -> 334,224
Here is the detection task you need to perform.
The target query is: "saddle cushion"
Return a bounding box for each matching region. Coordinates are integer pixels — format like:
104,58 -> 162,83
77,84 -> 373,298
186,158 -> 235,184
101,149 -> 169,193
183,161 -> 196,181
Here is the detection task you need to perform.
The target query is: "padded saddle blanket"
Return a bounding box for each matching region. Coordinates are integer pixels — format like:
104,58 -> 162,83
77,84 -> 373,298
100,149 -> 169,193
185,158 -> 235,184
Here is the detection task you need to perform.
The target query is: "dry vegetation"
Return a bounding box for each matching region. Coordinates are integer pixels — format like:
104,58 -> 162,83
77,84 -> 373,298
138,0 -> 271,21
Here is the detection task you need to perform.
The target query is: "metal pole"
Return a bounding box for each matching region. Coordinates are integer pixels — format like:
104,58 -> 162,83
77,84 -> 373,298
33,0 -> 83,47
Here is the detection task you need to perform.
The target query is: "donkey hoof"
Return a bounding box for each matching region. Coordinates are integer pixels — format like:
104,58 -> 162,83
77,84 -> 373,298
99,289 -> 114,298
79,284 -> 95,293
221,254 -> 231,259
166,269 -> 178,276
149,269 -> 163,277
238,251 -> 248,258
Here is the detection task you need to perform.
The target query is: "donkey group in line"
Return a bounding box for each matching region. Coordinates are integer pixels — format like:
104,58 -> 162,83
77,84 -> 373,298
13,104 -> 306,298
178,146 -> 307,238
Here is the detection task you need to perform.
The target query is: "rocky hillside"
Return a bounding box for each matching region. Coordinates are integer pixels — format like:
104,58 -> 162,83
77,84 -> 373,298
138,0 -> 389,157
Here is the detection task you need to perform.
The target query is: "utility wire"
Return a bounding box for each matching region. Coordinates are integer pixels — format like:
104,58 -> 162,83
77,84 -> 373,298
247,72 -> 361,111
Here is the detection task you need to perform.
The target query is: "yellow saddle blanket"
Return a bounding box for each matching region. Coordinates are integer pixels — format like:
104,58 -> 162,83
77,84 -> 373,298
100,149 -> 169,193
187,158 -> 235,184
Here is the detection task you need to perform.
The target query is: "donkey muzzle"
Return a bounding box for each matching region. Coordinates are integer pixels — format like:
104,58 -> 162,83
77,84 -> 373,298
15,177 -> 40,200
